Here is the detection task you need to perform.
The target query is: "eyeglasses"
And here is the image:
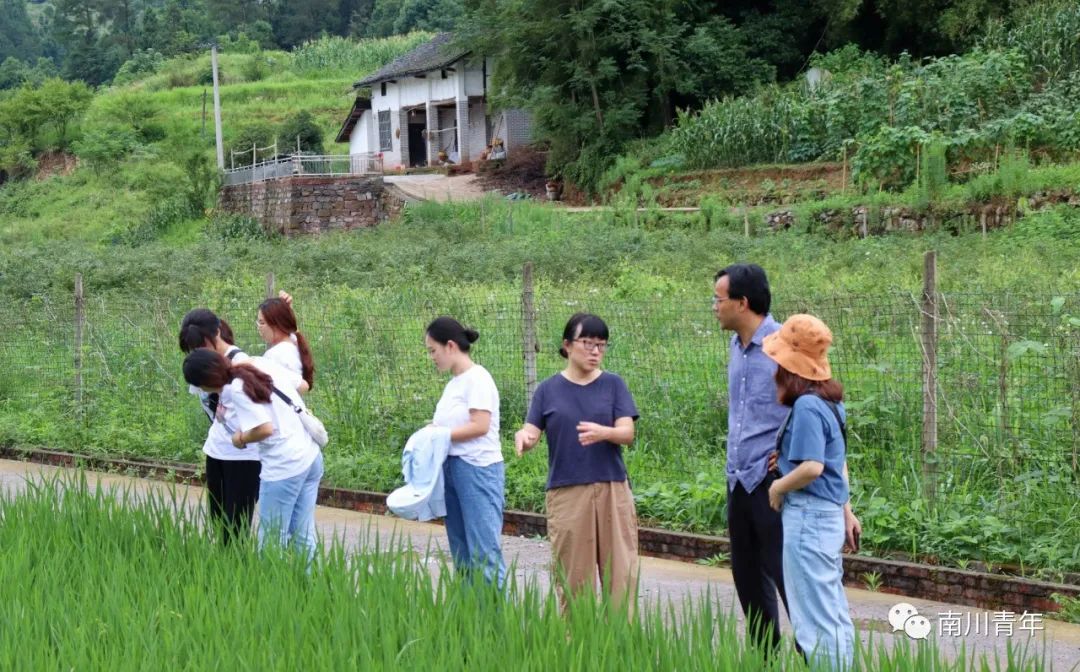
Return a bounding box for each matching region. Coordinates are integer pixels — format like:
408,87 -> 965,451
574,339 -> 611,353
712,295 -> 737,306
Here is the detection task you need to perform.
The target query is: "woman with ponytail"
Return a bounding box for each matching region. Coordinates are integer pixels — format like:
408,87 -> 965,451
424,316 -> 506,588
256,297 -> 314,393
179,308 -> 261,544
183,348 -> 324,558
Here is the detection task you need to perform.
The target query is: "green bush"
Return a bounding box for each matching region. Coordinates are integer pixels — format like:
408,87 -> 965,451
277,111 -> 323,155
240,54 -> 271,82
116,195 -> 199,245
112,50 -> 166,86
207,212 -> 273,241
915,138 -> 949,209
226,122 -> 275,166
72,125 -> 140,172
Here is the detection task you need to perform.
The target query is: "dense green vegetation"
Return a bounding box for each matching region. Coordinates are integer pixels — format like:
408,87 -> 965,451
1,1 -> 1078,586
0,0 -> 458,85
0,478 -> 1055,670
3,198 -> 1078,577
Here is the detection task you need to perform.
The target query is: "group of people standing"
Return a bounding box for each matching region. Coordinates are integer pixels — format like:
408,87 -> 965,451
178,263 -> 858,669
179,293 -> 323,559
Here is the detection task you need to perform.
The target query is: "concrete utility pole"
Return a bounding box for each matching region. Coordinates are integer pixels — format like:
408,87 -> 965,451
211,45 -> 224,170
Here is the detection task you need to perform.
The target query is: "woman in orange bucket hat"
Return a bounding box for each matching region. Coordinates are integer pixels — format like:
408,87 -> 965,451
764,314 -> 858,670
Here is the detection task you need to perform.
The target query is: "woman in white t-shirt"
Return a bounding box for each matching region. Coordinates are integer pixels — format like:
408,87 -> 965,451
425,316 -> 506,588
255,295 -> 314,394
183,348 -> 324,559
179,308 -> 261,544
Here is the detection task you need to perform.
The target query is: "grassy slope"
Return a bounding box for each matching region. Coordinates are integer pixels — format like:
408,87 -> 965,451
0,34 -> 434,246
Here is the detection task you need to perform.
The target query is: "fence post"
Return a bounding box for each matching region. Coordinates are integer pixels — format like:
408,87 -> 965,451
266,272 -> 275,300
920,250 -> 938,497
522,262 -> 538,413
74,273 -> 85,421
743,208 -> 750,238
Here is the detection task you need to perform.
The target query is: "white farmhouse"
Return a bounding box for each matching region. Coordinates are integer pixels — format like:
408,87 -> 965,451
335,33 -> 532,171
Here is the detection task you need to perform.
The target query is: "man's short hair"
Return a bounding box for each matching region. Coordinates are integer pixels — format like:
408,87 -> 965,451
715,264 -> 771,316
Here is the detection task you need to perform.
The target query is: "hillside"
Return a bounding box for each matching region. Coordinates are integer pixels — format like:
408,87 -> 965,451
0,33 -> 431,245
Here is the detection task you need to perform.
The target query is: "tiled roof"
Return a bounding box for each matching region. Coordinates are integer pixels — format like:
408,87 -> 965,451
353,33 -> 469,88
334,96 -> 372,143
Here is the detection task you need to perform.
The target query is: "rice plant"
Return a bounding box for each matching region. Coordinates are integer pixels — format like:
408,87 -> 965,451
0,478 -> 1053,671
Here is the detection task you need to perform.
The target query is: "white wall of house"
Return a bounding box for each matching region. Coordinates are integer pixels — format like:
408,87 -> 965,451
464,61 -> 486,98
351,55 -> 531,169
348,110 -> 377,156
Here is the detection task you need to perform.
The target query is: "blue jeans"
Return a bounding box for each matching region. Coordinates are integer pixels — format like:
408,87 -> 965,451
258,452 -> 324,561
782,490 -> 855,671
443,457 -> 507,588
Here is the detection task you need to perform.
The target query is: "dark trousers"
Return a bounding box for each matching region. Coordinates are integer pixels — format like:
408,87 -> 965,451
205,455 -> 261,545
728,475 -> 791,652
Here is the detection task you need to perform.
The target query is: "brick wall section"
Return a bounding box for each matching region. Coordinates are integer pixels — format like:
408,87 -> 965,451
3,446 -> 1077,615
503,109 -> 533,152
218,176 -> 402,235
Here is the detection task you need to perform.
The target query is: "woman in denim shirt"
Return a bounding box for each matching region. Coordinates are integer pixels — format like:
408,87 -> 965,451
764,314 -> 859,670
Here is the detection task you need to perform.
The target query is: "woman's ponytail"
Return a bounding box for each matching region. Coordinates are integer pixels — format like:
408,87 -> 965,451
179,308 -> 221,353
183,350 -> 272,404
294,331 -> 315,390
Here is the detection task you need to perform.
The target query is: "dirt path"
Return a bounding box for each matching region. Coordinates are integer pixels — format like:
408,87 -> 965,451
2,459 -> 1077,670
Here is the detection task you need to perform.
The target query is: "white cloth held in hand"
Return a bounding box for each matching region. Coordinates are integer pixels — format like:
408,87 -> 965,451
387,426 -> 452,522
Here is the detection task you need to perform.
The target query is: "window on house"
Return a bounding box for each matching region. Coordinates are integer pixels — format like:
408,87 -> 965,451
380,82 -> 386,96
441,69 -> 447,79
378,111 -> 392,151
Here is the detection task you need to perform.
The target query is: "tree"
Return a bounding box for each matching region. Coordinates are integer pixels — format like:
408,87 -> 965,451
271,0 -> 342,49
278,111 -> 324,155
0,57 -> 29,90
0,0 -> 42,62
36,78 -> 93,147
461,0 -> 778,191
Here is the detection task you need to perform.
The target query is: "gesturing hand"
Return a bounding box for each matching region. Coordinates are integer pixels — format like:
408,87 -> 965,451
514,429 -> 531,458
576,422 -> 609,446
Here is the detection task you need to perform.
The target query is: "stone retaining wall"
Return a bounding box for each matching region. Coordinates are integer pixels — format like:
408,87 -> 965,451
218,176 -> 403,235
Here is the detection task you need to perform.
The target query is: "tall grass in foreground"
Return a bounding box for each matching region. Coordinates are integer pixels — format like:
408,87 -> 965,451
0,478 -> 1050,671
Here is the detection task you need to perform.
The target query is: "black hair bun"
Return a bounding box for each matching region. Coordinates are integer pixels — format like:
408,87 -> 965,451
464,328 -> 480,343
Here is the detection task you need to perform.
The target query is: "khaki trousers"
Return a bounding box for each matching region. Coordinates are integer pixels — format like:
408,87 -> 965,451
545,480 -> 640,614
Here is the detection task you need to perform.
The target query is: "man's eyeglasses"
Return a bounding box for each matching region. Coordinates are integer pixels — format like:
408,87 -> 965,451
574,339 -> 610,353
712,295 -> 737,306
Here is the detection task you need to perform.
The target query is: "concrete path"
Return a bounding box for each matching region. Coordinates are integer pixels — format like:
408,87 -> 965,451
384,174 -> 490,202
2,459 -> 1077,670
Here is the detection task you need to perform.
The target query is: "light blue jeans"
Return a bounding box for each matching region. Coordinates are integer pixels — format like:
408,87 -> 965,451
782,489 -> 855,671
443,457 -> 507,588
258,452 -> 324,561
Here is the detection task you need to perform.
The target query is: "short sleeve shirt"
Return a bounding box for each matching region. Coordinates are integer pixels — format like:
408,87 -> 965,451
432,364 -> 502,467
526,371 -> 639,490
188,348 -> 258,461
777,395 -> 849,505
264,341 -> 302,379
221,360 -> 318,482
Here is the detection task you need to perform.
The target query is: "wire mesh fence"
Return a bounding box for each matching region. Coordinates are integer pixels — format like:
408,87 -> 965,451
2,277 -> 1078,536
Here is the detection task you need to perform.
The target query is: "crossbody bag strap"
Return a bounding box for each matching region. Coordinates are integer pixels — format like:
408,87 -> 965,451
818,397 -> 847,447
271,386 -> 303,414
225,347 -> 244,361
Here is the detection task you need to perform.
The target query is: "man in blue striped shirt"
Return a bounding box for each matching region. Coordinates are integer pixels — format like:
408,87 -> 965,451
713,263 -> 792,653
